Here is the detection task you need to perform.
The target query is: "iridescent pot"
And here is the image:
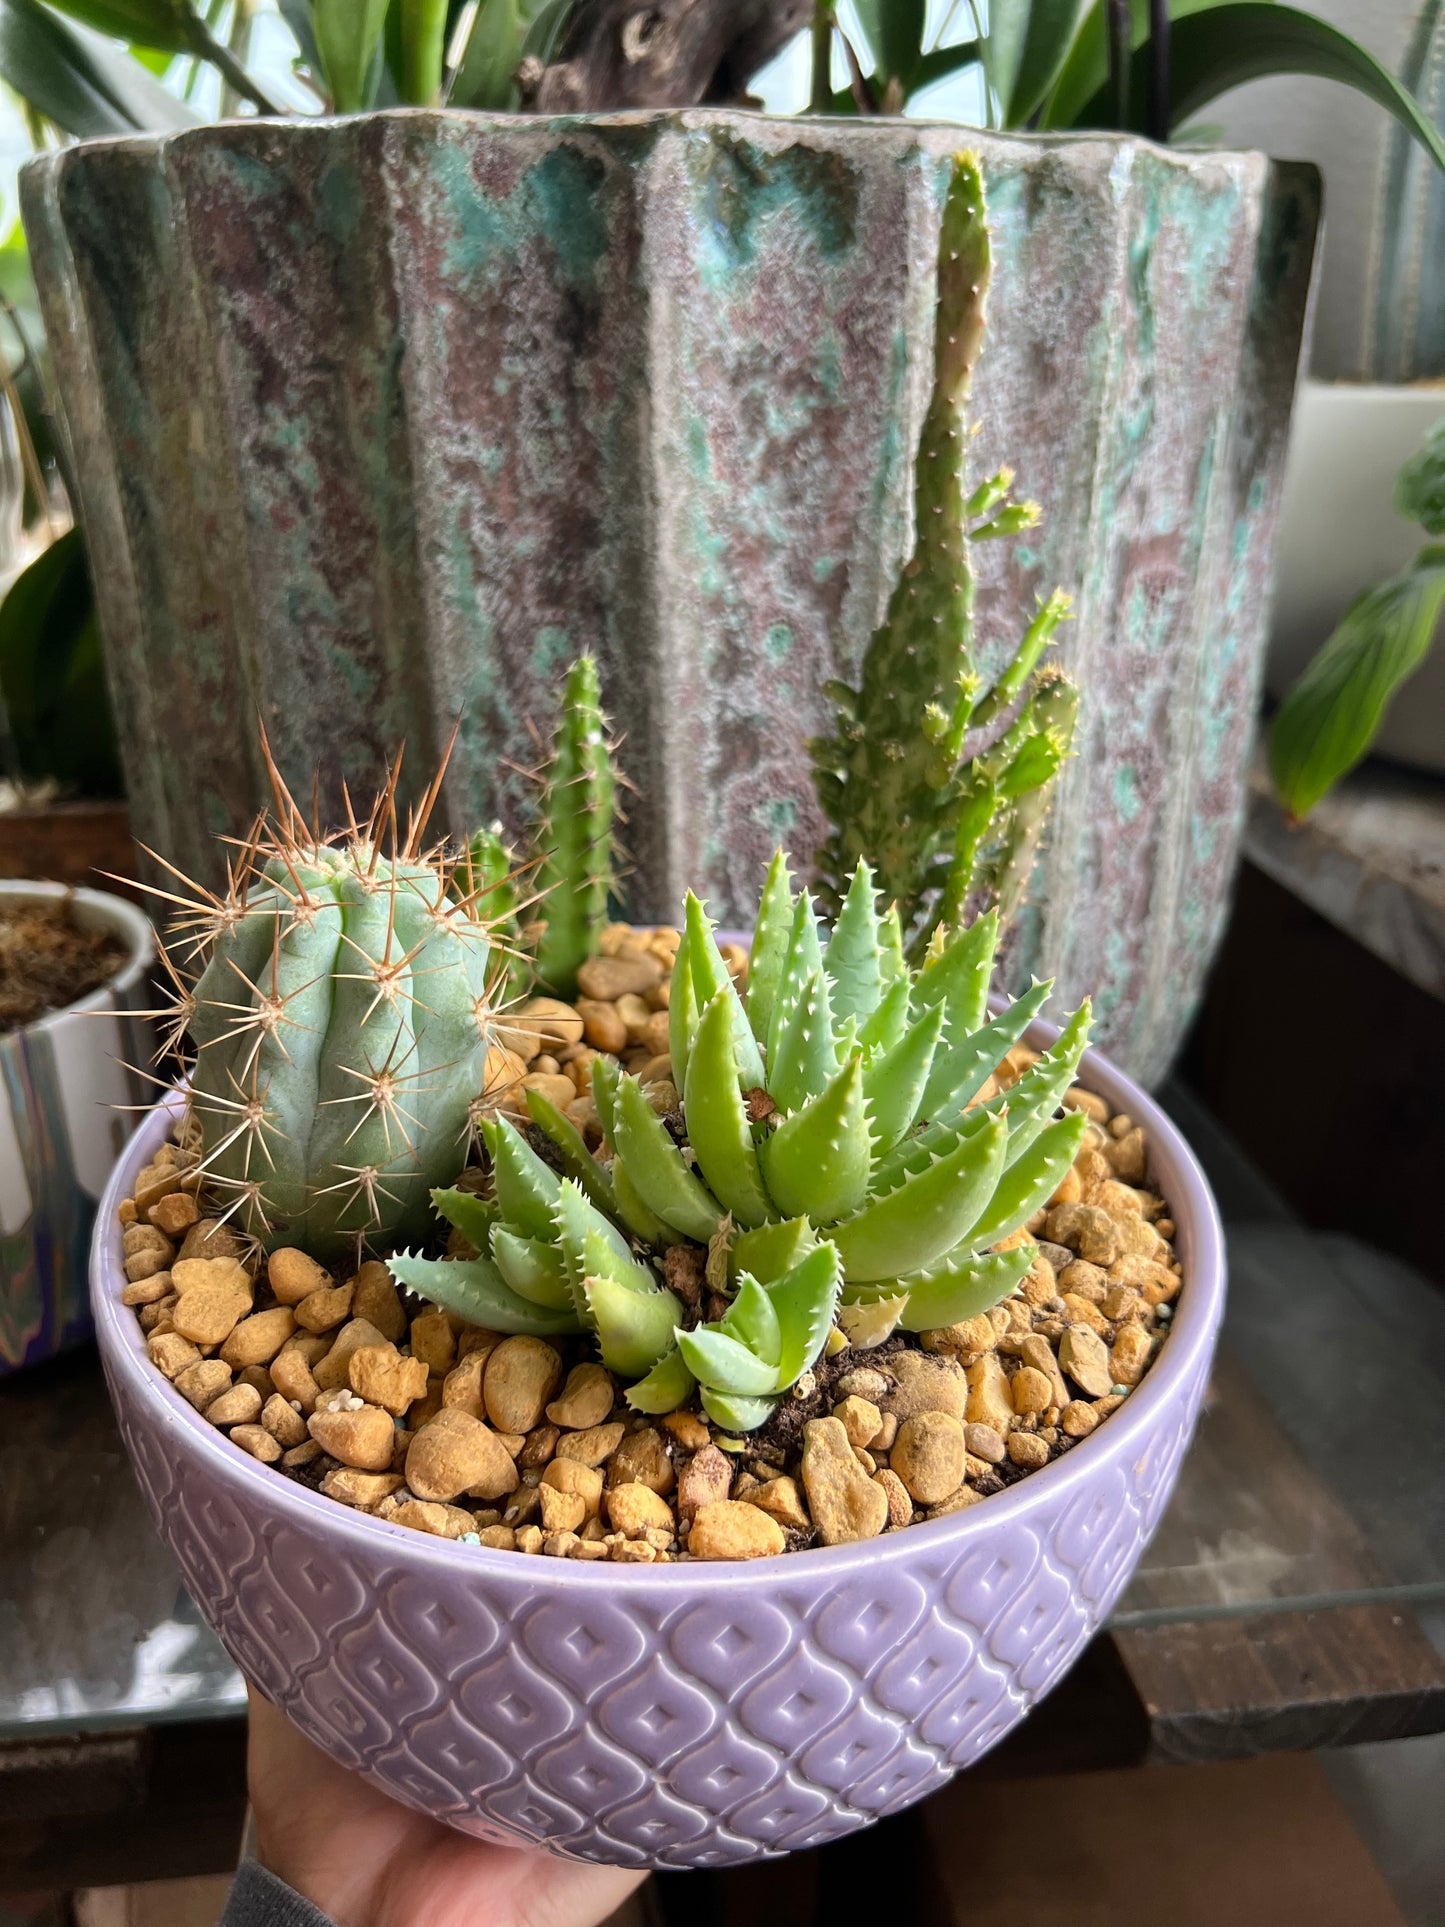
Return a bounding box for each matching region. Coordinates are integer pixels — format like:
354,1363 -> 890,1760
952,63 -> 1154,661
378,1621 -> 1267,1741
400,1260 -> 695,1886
91,1021 -> 1223,1866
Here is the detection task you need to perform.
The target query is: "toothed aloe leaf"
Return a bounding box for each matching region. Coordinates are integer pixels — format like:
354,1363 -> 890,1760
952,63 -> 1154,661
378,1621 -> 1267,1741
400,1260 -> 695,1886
626,1343 -> 697,1415
585,1272 -> 682,1377
858,976 -> 911,1059
767,1241 -> 842,1385
430,1186 -> 499,1253
675,1324 -> 780,1397
920,977 -> 1053,1123
746,849 -> 794,1046
553,1178 -> 646,1316
583,1225 -> 658,1296
490,1226 -> 574,1310
482,1116 -> 562,1242
965,1108 -> 1087,1251
614,1073 -> 721,1242
589,1052 -> 620,1141
862,1002 -> 945,1157
894,1245 -> 1035,1331
700,1387 -> 777,1432
685,893 -> 766,1089
830,1112 -> 1009,1282
730,1216 -> 817,1284
768,968 -> 837,1116
870,1079 -> 1001,1196
612,1155 -> 674,1246
524,1086 -> 616,1214
668,942 -> 698,1091
912,911 -> 998,1036
387,1251 -> 578,1336
684,990 -> 773,1229
878,902 -> 906,989
993,1000 -> 1092,1166
824,861 -> 883,1022
722,1274 -> 783,1368
839,1293 -> 908,1348
768,891 -> 825,1061
761,1052 -> 871,1225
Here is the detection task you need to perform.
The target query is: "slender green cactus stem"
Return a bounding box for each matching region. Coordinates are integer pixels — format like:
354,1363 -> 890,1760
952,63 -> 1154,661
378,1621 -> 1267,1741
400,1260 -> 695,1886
532,656 -> 617,998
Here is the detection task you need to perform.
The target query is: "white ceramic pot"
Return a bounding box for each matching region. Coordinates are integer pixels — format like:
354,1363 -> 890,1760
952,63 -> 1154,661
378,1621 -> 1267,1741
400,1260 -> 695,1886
1,878 -> 154,1372
1266,380 -> 1445,775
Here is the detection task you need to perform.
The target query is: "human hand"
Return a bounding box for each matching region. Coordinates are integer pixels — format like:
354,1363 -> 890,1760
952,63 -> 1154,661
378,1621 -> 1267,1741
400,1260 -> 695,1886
245,1685 -> 646,1927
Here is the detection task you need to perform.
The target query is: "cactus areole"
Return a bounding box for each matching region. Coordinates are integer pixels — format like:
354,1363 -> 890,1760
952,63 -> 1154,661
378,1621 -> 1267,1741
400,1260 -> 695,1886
165,754 -> 497,1255
392,850 -> 1092,1433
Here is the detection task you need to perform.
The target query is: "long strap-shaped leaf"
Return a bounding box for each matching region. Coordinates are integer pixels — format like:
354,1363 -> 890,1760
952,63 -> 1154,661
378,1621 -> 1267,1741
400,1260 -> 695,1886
830,1113 -> 1007,1282
768,968 -> 837,1115
965,1108 -> 1087,1250
912,909 -> 998,1035
700,1387 -> 777,1433
895,1245 -> 1035,1331
721,1275 -> 783,1368
767,1241 -> 842,1386
761,1052 -> 871,1225
863,1000 -> 944,1157
430,1185 -> 498,1252
481,1116 -> 561,1241
991,999 -> 1093,1167
626,1343 -> 697,1414
586,1273 -> 682,1378
768,891 -> 826,1061
614,1072 -> 721,1242
388,1250 -> 578,1336
919,977 -> 1053,1124
824,860 -> 884,1023
525,1085 -> 616,1215
745,849 -> 795,1047
685,990 -> 774,1228
685,893 -> 767,1089
491,1227 -> 574,1310
676,1324 -> 781,1397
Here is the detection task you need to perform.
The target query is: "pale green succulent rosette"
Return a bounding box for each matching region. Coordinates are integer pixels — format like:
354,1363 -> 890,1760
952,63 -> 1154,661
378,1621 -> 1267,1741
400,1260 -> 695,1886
393,850 -> 1091,1433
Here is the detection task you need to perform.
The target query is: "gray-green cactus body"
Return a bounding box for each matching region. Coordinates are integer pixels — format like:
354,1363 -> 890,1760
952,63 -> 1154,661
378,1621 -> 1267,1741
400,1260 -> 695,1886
531,655 -> 617,997
393,847 -> 1091,1432
186,842 -> 494,1254
810,149 -> 1078,954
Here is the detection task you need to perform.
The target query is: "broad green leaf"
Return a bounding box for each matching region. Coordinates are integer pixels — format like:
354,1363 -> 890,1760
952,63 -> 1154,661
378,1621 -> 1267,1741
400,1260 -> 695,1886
553,1178 -> 647,1300
684,990 -> 773,1228
1395,418 -> 1445,536
490,1226 -> 573,1310
830,1113 -> 1008,1282
699,1386 -> 776,1432
761,1053 -> 871,1225
1045,0 -> 1264,131
0,0 -> 197,134
721,1274 -> 782,1369
745,847 -> 794,1047
387,1250 -> 578,1335
985,0 -> 1087,124
854,0 -> 924,85
675,1323 -> 780,1397
668,941 -> 698,1089
450,0 -> 523,108
730,1216 -> 817,1285
586,1272 -> 681,1377
614,1072 -> 721,1242
1059,2 -> 1445,169
398,0 -> 447,102
626,1343 -> 696,1414
589,1052 -> 620,1142
767,1241 -> 841,1386
611,1155 -> 673,1247
524,1085 -> 615,1215
966,1108 -> 1088,1249
429,1184 -> 498,1251
896,1244 -> 1036,1330
0,526 -> 119,795
1270,549 -> 1445,818
313,0 -> 388,110
46,0 -> 191,51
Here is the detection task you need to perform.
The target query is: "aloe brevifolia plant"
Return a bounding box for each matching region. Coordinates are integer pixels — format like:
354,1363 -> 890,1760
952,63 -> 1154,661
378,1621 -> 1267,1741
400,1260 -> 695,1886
390,848 -> 1092,1432
468,651 -> 620,999
810,152 -> 1078,959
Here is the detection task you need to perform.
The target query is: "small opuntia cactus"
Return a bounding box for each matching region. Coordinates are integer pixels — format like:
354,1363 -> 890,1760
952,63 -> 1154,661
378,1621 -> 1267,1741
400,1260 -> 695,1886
810,150 -> 1077,955
530,655 -> 618,997
389,848 -> 1091,1432
156,747 -> 497,1254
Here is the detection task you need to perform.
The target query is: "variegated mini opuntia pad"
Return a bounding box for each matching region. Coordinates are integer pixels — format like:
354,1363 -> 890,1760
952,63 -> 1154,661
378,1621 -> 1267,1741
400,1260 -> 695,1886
392,851 -> 1091,1434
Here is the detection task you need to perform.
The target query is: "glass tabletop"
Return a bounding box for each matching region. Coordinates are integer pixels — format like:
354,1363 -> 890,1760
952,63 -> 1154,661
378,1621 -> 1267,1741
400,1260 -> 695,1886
2,1083 -> 1440,1741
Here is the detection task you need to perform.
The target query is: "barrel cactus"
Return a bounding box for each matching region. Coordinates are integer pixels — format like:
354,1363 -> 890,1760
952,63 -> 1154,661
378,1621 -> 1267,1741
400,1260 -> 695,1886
390,850 -> 1091,1431
160,760 -> 497,1255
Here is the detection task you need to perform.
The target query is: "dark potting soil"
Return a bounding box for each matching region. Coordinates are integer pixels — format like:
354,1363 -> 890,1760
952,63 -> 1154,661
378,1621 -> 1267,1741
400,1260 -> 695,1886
0,897 -> 127,1033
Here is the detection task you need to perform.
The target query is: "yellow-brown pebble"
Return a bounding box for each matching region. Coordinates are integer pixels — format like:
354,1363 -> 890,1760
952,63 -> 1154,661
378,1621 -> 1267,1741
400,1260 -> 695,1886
267,1247 -> 330,1307
205,1383 -> 263,1429
833,1395 -> 882,1447
173,1358 -> 233,1411
741,1476 -> 810,1533
260,1393 -> 308,1449
320,1468 -> 405,1510
891,1412 -> 967,1505
350,1344 -> 430,1417
800,1418 -> 888,1545
146,1330 -> 199,1379
1010,1366 -> 1054,1417
1007,1432 -> 1051,1470
576,954 -> 663,1001
294,1281 -> 355,1334
308,1402 -> 396,1472
312,1319 -> 390,1393
409,1310 -> 457,1377
392,1499 -> 479,1539
483,1336 -> 563,1434
169,1259 -> 252,1346
541,1458 -> 604,1517
545,1363 -> 615,1431
230,1423 -> 282,1464
688,1500 -> 785,1561
606,1482 -> 676,1539
406,1407 -> 516,1503
577,998 -> 628,1054
350,1261 -> 408,1344
220,1307 -> 296,1370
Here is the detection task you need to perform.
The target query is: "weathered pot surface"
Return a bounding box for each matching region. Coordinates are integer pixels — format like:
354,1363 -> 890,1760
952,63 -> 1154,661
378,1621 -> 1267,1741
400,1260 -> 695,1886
2,879 -> 153,1373
92,1018 -> 1225,1867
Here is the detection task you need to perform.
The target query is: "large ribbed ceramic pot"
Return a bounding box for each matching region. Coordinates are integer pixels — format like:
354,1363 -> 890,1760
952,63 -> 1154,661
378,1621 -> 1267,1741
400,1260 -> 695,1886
2,879 -> 153,1374
22,111 -> 1319,1085
92,1021 -> 1224,1868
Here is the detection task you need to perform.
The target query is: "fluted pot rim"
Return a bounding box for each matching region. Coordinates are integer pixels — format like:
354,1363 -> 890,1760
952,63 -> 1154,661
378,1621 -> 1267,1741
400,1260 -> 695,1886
90,1012 -> 1226,1588
20,103 -> 1281,177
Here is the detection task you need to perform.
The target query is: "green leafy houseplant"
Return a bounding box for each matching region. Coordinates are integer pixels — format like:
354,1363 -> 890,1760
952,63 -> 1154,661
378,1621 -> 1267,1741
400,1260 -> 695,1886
391,852 -> 1092,1433
1270,416 -> 1445,818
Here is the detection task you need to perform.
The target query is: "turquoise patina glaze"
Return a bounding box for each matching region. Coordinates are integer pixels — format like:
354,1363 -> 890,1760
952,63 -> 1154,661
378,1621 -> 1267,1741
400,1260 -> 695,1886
20,112 -> 1318,1084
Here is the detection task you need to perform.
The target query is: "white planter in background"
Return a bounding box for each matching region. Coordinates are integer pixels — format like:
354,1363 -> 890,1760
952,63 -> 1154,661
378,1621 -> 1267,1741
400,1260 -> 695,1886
1267,380 -> 1445,776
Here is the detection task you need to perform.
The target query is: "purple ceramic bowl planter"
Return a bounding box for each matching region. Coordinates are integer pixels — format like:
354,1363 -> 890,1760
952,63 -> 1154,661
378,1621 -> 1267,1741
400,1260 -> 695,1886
92,1022 -> 1224,1868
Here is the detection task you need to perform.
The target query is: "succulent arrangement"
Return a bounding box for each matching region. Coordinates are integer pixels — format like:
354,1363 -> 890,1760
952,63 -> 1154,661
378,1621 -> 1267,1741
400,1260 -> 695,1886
390,853 -> 1091,1433
811,150 -> 1077,957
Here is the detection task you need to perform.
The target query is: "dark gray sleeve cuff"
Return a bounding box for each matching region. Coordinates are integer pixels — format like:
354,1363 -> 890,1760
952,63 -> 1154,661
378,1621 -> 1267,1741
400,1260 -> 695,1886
220,1858 -> 337,1927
